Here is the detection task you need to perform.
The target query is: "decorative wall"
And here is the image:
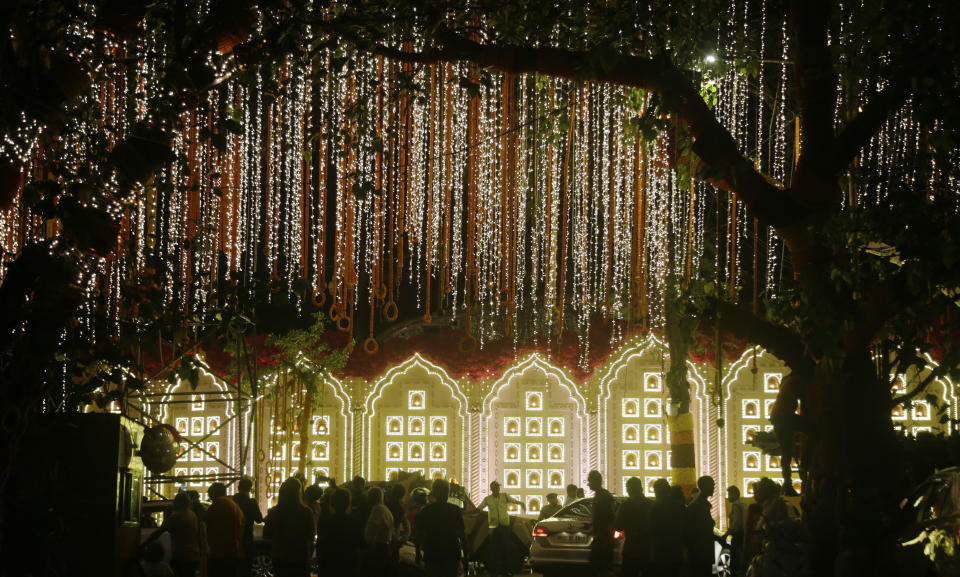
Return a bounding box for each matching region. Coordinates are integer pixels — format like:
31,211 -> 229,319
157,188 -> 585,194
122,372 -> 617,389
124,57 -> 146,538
131,338 -> 957,526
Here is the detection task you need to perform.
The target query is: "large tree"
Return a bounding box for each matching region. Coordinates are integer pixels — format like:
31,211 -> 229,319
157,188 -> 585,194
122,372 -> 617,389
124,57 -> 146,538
2,1 -> 960,575
313,0 -> 960,573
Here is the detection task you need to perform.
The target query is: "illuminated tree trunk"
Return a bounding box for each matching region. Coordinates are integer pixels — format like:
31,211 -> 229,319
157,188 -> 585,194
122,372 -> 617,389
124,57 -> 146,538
668,412 -> 697,496
297,387 -> 314,476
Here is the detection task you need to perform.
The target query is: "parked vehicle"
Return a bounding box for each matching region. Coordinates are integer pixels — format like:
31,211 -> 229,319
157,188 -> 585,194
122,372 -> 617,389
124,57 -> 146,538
529,496 -> 732,577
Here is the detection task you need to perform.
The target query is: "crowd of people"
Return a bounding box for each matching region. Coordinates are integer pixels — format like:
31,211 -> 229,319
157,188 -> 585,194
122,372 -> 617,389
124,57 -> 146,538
135,469 -> 796,577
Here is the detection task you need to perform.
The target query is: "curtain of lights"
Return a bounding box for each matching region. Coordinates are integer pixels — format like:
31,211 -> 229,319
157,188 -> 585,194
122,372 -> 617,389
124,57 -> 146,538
1,3 -> 954,365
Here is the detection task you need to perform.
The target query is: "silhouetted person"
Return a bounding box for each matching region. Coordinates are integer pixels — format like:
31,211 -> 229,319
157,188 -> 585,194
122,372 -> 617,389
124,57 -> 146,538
616,477 -> 653,577
685,476 -> 716,577
142,493 -> 200,577
770,374 -> 806,494
649,478 -> 683,577
363,487 -> 396,576
566,483 -> 579,505
316,488 -> 362,577
587,470 -> 615,576
415,479 -> 468,577
577,487 -> 585,499
264,478 -> 315,577
479,480 -> 524,577
538,493 -> 562,521
231,477 -> 263,576
206,482 -> 245,577
303,484 -> 324,521
723,486 -> 746,575
349,476 -> 370,533
385,483 -> 411,568
139,540 -> 175,577
670,485 -> 686,506
688,487 -> 700,505
408,489 -> 429,563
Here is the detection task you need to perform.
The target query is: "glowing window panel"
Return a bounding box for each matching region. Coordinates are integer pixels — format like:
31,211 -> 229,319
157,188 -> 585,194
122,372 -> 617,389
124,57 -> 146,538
272,444 -> 284,460
547,417 -> 565,437
526,496 -> 542,513
408,390 -> 426,410
743,426 -> 759,444
743,451 -> 761,471
174,468 -> 188,480
312,441 -> 329,461
744,478 -> 761,496
644,373 -> 663,392
504,443 -> 521,462
526,417 -> 543,436
429,468 -> 446,480
206,442 -> 219,460
408,442 -> 425,461
504,469 -> 521,488
644,425 -> 662,444
191,417 -> 205,436
386,417 -> 404,436
386,442 -> 403,461
406,416 -> 424,435
891,405 -> 907,421
526,469 -> 543,489
406,467 -> 425,476
191,395 -> 204,411
764,400 -> 776,419
742,399 -> 760,418
891,374 -> 907,393
622,398 -> 640,417
526,443 -> 543,462
645,478 -> 657,496
912,401 -> 931,421
312,467 -> 330,483
767,454 -> 781,471
764,425 -> 774,432
206,467 -> 218,479
312,416 -> 329,435
176,418 -> 189,436
190,445 -> 203,461
525,391 -> 543,411
207,416 -> 220,433
190,468 -> 203,486
791,480 -> 803,494
645,400 -> 662,417
429,442 -> 446,461
644,450 -> 662,470
429,416 -> 447,435
623,425 -> 640,443
764,373 -> 782,393
508,502 -> 520,513
666,451 -> 672,470
504,417 -> 521,436
623,450 -> 640,469
913,426 -> 933,435
547,443 -> 564,463
291,442 -> 303,460
386,467 -> 401,480
547,469 -> 564,489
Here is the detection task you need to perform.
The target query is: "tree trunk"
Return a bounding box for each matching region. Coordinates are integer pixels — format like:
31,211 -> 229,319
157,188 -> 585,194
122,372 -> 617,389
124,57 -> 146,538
297,388 -> 314,477
804,348 -> 902,577
669,411 -> 697,497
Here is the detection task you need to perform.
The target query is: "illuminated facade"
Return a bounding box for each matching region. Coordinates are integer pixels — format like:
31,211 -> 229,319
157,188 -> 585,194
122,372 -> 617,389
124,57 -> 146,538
133,338 -> 956,526
481,356 -> 587,515
362,355 -> 468,485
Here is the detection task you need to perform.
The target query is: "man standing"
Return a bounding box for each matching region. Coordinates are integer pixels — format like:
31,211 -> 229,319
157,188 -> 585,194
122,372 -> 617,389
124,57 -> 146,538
231,476 -> 263,573
565,484 -> 579,505
538,493 -> 562,521
414,480 -> 468,577
587,470 -> 615,577
478,480 -> 524,577
685,476 -> 716,577
615,477 -> 652,577
769,374 -> 806,495
649,479 -> 683,577
207,482 -> 245,577
723,486 -> 746,575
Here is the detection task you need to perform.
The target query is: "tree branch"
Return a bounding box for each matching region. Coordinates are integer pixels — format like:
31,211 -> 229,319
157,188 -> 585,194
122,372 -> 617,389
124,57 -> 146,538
890,364 -> 948,408
371,29 -> 807,227
790,0 -> 839,207
831,80 -> 910,172
716,301 -> 814,376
